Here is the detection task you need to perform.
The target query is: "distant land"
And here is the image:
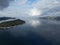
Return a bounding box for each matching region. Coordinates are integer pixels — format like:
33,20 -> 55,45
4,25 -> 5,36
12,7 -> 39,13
40,16 -> 60,21
0,17 -> 15,21
0,17 -> 25,28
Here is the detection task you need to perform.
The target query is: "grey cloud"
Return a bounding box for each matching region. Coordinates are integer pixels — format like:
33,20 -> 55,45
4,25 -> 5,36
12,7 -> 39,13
41,5 -> 60,16
57,0 -> 60,1
0,0 -> 14,10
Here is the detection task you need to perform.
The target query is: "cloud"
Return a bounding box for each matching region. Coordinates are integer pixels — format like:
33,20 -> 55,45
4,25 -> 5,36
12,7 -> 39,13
41,3 -> 60,16
0,0 -> 14,10
0,0 -> 60,19
31,0 -> 60,17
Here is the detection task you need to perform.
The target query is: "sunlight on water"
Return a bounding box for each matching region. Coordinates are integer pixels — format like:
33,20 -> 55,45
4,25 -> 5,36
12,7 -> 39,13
29,20 -> 41,27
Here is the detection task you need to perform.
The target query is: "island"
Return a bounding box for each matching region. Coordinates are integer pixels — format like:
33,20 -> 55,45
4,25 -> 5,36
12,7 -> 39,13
40,16 -> 60,21
0,17 -> 25,28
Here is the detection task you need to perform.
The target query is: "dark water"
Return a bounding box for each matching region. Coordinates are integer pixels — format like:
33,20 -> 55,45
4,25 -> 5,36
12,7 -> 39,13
0,19 -> 60,45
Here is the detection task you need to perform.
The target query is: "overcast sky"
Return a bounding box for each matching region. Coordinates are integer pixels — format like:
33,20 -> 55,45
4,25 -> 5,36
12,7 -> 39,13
0,0 -> 60,19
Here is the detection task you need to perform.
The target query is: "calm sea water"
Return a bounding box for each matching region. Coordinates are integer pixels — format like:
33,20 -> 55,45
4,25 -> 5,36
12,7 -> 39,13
0,19 -> 60,45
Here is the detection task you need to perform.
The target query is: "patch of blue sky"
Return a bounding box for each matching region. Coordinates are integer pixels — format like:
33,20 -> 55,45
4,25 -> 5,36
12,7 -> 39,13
27,0 -> 37,5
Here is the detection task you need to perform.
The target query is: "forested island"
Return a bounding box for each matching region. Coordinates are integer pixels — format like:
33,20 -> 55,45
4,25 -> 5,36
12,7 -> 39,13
0,17 -> 25,28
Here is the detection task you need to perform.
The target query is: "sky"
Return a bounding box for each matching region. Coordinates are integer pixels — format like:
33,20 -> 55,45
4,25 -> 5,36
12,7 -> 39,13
0,0 -> 60,19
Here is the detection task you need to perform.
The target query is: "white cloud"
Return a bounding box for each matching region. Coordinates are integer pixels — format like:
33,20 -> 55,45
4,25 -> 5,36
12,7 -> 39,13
0,0 -> 60,19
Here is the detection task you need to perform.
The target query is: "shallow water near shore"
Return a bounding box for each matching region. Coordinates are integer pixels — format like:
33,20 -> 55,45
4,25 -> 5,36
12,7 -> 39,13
0,18 -> 60,45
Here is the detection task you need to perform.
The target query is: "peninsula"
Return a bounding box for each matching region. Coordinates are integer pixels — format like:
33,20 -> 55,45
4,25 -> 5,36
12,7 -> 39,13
0,17 -> 25,28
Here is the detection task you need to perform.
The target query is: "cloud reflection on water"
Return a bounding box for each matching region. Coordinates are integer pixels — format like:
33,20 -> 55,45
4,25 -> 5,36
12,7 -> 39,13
29,19 -> 41,27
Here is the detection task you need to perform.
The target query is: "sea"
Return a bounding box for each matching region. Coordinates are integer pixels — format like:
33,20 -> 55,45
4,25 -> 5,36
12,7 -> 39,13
0,18 -> 60,45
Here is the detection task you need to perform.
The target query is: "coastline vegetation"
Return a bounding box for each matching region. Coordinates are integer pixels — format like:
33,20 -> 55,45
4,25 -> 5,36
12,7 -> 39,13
0,19 -> 25,27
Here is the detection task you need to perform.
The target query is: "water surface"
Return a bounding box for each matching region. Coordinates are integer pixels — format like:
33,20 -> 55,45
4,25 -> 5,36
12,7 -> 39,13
0,19 -> 60,45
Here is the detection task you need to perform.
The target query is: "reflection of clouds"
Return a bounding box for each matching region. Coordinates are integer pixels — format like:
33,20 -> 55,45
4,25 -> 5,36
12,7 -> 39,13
29,20 -> 41,27
31,19 -> 60,44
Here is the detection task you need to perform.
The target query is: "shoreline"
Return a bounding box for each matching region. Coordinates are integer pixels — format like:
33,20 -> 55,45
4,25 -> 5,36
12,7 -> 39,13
0,17 -> 25,29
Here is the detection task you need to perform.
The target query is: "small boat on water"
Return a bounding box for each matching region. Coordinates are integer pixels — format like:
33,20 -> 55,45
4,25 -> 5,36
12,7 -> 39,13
0,17 -> 25,28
